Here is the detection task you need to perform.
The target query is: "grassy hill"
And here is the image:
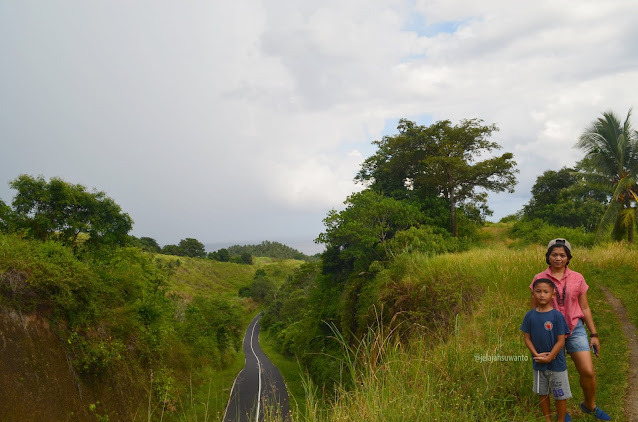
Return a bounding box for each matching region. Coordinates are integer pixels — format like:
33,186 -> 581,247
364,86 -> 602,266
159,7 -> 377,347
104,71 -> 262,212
265,239 -> 637,421
0,233 -> 304,421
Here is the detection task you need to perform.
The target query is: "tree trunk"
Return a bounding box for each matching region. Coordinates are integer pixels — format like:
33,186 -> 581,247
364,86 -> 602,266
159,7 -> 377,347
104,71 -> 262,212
450,188 -> 457,237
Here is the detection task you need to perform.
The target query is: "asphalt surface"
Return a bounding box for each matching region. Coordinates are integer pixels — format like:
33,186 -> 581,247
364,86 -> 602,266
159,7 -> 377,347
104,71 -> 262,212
223,314 -> 290,422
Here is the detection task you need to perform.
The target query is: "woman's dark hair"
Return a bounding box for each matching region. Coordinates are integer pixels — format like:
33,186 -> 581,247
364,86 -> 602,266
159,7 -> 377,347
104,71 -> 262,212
532,278 -> 556,291
545,243 -> 572,266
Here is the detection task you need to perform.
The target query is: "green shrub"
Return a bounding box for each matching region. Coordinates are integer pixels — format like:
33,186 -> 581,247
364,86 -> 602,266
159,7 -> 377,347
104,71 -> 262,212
509,218 -> 595,247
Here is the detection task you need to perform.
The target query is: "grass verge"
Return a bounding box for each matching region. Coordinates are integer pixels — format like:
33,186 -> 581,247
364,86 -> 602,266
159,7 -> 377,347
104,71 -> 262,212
263,244 -> 635,421
259,328 -> 309,417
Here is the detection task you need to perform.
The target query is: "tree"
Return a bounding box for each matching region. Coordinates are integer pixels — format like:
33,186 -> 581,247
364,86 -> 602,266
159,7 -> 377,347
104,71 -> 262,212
138,237 -> 161,253
161,244 -> 182,256
239,252 -> 253,265
209,248 -> 231,262
316,189 -> 424,273
0,198 -> 11,232
356,119 -> 518,236
248,269 -> 275,301
523,167 -> 607,231
576,110 -> 638,242
178,238 -> 206,258
8,174 -> 133,249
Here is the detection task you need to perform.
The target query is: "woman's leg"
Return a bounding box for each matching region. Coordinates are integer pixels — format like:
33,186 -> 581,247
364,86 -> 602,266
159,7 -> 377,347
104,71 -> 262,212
569,350 -> 596,410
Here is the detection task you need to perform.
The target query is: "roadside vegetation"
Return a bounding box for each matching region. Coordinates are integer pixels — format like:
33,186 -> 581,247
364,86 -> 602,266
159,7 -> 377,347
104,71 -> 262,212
264,242 -> 633,421
0,109 -> 636,420
259,111 -> 637,421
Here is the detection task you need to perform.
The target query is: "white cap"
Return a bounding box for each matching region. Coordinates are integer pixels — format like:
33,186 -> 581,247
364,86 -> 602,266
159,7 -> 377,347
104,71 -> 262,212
547,238 -> 572,253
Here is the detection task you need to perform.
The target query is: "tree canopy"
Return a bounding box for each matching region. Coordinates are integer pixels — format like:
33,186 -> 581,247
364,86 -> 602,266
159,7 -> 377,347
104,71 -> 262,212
356,118 -> 518,236
523,167 -> 607,231
178,238 -> 206,258
576,109 -> 638,242
137,236 -> 161,253
5,175 -> 133,249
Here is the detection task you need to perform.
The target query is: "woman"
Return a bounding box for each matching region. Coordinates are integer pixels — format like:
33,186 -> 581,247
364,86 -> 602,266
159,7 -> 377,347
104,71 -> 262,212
530,239 -> 610,420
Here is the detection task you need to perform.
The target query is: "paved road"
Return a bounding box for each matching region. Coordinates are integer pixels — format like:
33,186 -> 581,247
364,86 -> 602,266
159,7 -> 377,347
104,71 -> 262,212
223,314 -> 290,422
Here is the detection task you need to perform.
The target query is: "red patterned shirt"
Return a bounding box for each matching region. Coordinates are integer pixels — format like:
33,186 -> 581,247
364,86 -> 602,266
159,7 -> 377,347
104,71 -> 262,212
531,267 -> 589,336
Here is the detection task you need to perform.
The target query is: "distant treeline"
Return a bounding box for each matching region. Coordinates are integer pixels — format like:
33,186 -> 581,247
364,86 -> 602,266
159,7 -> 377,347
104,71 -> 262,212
225,241 -> 310,260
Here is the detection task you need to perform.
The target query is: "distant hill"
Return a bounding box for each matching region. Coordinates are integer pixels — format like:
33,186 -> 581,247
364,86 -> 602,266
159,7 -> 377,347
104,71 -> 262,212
225,240 -> 310,260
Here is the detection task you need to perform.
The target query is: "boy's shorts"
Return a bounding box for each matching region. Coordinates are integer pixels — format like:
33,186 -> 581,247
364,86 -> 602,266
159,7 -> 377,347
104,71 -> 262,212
533,369 -> 572,400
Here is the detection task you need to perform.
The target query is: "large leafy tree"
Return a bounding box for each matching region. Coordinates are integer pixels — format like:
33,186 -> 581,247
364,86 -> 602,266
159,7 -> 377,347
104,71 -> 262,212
178,237 -> 206,258
8,174 -> 133,249
356,118 -> 518,236
576,110 -> 638,242
523,167 -> 607,231
316,189 -> 424,274
138,236 -> 161,253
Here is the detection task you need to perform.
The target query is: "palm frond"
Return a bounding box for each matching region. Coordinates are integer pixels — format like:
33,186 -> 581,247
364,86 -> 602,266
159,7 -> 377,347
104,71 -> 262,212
595,198 -> 622,243
619,208 -> 636,229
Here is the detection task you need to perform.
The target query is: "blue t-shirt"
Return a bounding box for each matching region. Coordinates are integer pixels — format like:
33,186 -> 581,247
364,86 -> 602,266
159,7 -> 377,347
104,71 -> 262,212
520,308 -> 570,371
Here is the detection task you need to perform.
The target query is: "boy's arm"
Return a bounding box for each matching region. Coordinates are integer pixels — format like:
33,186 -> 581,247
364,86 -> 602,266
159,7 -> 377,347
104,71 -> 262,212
523,332 -> 540,357
534,334 -> 565,364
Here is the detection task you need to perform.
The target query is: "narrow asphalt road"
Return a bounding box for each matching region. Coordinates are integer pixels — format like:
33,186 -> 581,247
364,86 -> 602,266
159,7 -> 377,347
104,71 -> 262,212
223,314 -> 290,422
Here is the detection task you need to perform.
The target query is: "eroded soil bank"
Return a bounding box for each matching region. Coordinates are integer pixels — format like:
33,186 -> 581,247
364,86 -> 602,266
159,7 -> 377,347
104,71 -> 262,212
0,307 -> 146,422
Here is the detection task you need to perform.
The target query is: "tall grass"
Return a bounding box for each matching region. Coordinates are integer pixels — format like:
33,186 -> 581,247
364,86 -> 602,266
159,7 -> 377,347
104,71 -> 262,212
267,244 -> 634,422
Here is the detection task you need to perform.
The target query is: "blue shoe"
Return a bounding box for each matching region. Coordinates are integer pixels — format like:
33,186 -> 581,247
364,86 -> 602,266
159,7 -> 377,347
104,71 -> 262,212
556,411 -> 571,422
580,402 -> 611,420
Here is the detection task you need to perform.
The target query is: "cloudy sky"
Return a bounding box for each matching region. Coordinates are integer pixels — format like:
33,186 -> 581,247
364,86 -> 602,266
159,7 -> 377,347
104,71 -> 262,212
1,1 -> 637,254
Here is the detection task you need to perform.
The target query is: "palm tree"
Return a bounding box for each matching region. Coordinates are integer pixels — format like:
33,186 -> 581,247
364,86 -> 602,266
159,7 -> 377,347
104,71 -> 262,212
576,109 -> 638,242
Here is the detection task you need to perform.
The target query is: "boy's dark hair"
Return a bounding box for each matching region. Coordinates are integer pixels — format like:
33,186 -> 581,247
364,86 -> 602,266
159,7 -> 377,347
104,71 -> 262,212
532,278 -> 556,291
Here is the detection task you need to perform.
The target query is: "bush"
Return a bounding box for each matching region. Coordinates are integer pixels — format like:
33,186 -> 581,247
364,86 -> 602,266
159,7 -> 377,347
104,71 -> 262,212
509,219 -> 595,248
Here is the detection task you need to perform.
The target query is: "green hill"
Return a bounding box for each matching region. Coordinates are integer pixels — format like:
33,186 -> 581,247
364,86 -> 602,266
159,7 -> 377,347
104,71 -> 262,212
262,241 -> 637,421
0,233 -> 303,421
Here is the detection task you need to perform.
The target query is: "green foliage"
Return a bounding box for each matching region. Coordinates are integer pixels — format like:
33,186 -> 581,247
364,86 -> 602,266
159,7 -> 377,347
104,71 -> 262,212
576,109 -> 638,242
317,189 -> 425,274
159,238 -> 206,257
7,174 -> 133,250
239,252 -> 253,265
225,241 -> 308,260
241,269 -> 276,302
266,245 -> 632,422
0,198 -> 11,232
137,236 -> 161,253
161,244 -> 182,256
181,296 -> 242,366
509,219 -> 595,248
385,226 -> 467,257
208,247 -> 230,261
356,118 -> 518,236
0,232 -> 245,387
523,167 -> 607,231
178,237 -> 206,258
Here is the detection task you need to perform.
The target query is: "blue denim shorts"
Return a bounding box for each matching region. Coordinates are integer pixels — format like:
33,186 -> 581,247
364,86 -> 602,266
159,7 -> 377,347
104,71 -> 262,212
565,319 -> 590,353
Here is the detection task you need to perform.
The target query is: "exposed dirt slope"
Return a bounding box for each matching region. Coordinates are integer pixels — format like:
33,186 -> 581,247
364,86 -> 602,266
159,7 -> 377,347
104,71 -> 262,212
0,307 -> 146,422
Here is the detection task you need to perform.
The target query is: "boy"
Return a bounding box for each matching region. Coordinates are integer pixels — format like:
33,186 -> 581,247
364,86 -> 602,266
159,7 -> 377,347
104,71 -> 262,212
521,278 -> 572,422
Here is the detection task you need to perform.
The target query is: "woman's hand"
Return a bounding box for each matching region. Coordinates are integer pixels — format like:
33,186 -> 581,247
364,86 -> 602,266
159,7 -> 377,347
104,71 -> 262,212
590,336 -> 601,356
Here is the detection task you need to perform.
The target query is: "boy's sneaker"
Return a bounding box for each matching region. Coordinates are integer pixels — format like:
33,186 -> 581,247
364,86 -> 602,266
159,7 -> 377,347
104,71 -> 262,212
556,411 -> 571,422
580,402 -> 611,420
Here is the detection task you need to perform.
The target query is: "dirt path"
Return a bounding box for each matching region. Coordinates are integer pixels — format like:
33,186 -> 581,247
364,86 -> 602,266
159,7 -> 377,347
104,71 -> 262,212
600,286 -> 638,421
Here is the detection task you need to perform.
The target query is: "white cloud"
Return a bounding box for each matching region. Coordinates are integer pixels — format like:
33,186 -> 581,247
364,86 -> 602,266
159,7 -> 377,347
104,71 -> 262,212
1,0 -> 637,247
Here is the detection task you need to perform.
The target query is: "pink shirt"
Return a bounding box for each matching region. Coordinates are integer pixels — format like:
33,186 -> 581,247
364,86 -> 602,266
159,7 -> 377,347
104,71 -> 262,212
530,267 -> 588,336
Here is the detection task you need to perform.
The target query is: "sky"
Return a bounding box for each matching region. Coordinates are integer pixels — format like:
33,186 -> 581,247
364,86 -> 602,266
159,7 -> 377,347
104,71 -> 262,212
1,1 -> 637,255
